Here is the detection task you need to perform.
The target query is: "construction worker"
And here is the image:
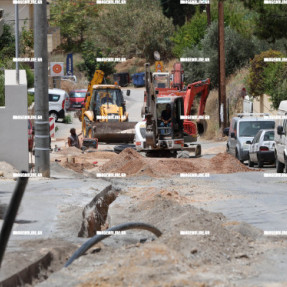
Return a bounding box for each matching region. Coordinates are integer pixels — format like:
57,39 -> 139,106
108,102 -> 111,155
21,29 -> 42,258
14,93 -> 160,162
68,128 -> 80,149
160,103 -> 172,134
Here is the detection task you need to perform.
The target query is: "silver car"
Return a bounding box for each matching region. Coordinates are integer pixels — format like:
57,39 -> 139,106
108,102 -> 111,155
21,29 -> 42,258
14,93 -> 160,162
248,129 -> 275,168
225,116 -> 275,163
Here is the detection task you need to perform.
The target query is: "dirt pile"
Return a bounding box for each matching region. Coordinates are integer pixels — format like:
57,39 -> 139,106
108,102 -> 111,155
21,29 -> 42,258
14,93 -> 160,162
100,149 -> 252,177
62,162 -> 95,173
0,162 -> 18,179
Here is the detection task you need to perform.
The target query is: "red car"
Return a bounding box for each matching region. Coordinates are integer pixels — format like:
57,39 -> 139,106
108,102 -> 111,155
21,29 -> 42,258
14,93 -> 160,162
68,89 -> 87,110
28,119 -> 34,152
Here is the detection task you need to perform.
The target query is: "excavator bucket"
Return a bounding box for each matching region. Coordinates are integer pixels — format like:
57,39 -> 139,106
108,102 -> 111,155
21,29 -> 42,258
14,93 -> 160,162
92,121 -> 137,143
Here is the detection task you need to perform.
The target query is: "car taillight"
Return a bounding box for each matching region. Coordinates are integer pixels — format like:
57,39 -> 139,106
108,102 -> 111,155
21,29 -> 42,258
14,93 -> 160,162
62,99 -> 65,109
260,146 -> 269,151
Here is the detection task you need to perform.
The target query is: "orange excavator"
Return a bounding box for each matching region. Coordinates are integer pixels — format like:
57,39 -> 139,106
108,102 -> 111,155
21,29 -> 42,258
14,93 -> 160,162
135,62 -> 210,157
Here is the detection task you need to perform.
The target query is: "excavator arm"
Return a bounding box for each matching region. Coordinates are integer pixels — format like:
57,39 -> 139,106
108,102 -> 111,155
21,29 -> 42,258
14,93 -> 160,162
183,78 -> 210,117
144,63 -> 158,148
183,78 -> 210,137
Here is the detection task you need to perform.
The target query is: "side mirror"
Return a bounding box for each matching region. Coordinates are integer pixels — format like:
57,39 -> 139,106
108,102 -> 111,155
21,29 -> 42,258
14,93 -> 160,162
231,132 -> 236,139
223,127 -> 229,136
277,125 -> 284,135
126,90 -> 130,96
246,140 -> 252,145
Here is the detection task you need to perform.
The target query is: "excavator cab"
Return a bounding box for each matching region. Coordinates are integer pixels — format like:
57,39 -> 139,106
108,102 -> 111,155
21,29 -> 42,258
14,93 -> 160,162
156,97 -> 184,140
155,97 -> 184,150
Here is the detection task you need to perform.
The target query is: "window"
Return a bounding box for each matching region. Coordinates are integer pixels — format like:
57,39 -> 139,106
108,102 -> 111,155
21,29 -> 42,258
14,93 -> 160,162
49,94 -> 60,102
263,131 -> 274,141
239,121 -> 275,137
69,92 -> 86,98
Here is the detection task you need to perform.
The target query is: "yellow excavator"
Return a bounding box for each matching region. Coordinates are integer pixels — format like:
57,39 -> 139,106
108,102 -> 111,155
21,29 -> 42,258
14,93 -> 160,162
81,70 -> 136,143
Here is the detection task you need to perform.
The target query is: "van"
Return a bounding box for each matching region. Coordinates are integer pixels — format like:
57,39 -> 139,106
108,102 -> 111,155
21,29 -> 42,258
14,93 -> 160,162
28,88 -> 70,122
274,100 -> 287,173
224,115 -> 275,163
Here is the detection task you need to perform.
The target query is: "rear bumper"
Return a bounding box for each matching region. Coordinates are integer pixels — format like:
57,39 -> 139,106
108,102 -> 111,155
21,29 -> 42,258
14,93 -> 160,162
258,151 -> 275,162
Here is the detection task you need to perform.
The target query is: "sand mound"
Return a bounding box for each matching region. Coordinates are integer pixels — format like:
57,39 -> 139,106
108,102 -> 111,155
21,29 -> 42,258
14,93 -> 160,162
100,149 -> 252,177
0,161 -> 18,179
62,162 -> 95,173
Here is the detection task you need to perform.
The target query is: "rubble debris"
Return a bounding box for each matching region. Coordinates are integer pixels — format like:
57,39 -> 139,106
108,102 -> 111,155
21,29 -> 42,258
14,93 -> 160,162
78,185 -> 120,237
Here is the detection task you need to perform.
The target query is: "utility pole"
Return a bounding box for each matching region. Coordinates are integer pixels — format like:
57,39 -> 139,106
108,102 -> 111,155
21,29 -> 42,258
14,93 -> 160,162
206,4 -> 211,26
218,0 -> 227,132
15,4 -> 19,83
34,0 -> 50,177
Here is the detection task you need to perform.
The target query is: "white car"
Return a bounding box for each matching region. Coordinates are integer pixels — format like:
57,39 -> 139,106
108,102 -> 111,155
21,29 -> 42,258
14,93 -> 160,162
274,100 -> 287,173
28,88 -> 70,121
248,129 -> 275,168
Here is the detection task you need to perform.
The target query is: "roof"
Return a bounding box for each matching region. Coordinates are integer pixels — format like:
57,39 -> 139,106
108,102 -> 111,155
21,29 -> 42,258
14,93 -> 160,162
232,117 -> 275,122
28,88 -> 67,95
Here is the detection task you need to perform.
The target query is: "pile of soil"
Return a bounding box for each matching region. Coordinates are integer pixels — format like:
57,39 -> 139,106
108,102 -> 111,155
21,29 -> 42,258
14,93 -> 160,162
100,148 -> 252,177
0,161 -> 18,179
62,162 -> 95,173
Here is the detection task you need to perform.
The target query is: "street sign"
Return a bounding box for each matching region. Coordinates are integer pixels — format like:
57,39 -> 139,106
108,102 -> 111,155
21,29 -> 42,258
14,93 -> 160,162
155,61 -> 164,72
66,53 -> 73,76
51,62 -> 64,77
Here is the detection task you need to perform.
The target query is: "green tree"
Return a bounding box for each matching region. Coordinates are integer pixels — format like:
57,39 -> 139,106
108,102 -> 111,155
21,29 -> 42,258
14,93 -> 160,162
242,0 -> 287,42
247,49 -> 287,109
210,0 -> 256,38
50,0 -> 99,50
182,22 -> 256,88
77,41 -> 115,81
171,10 -> 208,58
91,0 -> 174,61
160,0 -> 200,26
0,24 -> 15,59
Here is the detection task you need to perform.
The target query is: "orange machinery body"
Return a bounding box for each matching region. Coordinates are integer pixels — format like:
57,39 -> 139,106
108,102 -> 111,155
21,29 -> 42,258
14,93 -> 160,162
144,62 -> 210,138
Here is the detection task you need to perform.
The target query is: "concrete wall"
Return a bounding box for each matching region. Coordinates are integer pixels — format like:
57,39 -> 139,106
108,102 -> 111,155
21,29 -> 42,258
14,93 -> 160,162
0,1 -> 33,31
253,94 -> 277,115
0,70 -> 29,171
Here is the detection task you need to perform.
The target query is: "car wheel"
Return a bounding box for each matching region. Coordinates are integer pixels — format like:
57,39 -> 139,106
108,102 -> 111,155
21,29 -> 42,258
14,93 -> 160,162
236,150 -> 244,163
248,157 -> 254,167
258,160 -> 264,168
49,112 -> 58,122
276,157 -> 284,173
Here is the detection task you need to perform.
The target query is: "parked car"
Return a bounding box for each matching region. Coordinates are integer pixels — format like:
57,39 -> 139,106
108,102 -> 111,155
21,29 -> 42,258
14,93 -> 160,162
248,129 -> 275,167
28,119 -> 34,152
28,88 -> 70,122
274,100 -> 287,173
68,89 -> 87,110
224,115 -> 275,163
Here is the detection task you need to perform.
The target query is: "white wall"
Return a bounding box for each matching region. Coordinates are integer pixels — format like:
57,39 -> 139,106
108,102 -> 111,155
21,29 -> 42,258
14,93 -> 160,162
0,70 -> 29,171
0,1 -> 33,31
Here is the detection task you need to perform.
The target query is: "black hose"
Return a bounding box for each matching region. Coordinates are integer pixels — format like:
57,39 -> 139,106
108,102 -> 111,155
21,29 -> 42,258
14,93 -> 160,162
65,222 -> 162,267
0,172 -> 29,267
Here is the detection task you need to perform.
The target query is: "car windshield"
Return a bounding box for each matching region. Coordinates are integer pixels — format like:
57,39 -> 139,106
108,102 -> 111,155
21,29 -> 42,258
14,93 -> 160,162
239,121 -> 275,137
264,131 -> 274,141
70,92 -> 86,98
94,89 -> 122,106
153,74 -> 169,88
